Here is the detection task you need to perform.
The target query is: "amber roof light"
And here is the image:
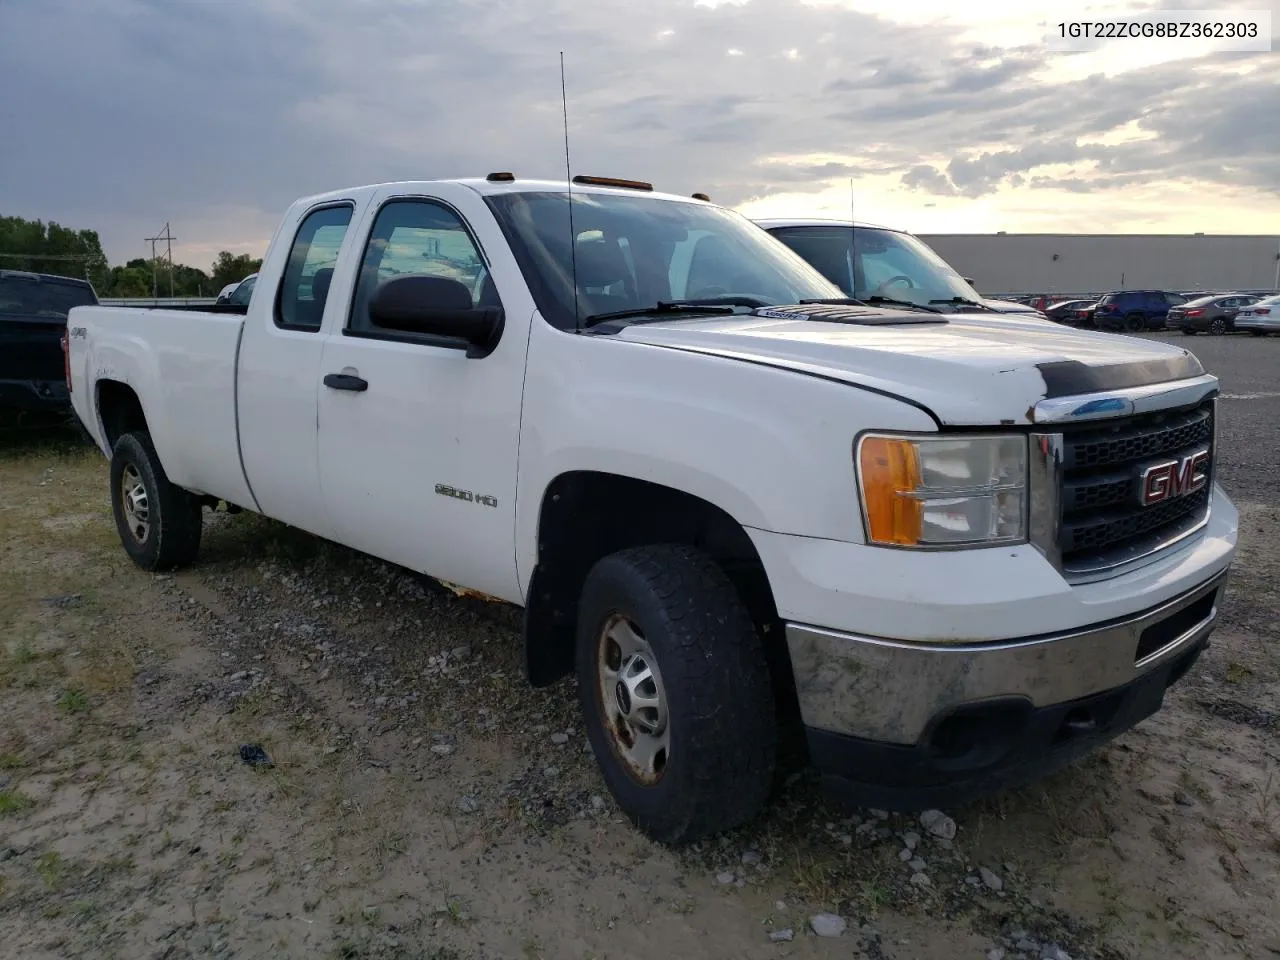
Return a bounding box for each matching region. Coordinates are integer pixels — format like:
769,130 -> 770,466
691,192 -> 711,201
486,171 -> 516,182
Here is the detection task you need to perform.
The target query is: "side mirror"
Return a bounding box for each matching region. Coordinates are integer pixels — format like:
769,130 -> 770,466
369,275 -> 504,359
962,277 -> 976,286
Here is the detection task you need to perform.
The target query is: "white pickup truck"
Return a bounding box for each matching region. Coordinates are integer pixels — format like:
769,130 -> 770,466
66,174 -> 1237,844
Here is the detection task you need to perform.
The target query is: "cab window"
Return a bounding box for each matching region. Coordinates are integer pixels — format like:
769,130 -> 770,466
348,199 -> 497,337
276,204 -> 353,331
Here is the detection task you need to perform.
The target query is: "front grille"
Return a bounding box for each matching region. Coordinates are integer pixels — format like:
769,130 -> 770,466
1058,401 -> 1214,572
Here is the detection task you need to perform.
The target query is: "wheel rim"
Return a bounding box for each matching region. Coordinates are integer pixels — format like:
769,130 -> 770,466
1210,318 -> 1226,334
120,463 -> 151,544
596,613 -> 670,785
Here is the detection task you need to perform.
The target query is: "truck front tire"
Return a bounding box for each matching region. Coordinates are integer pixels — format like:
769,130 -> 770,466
109,431 -> 203,572
575,544 -> 776,844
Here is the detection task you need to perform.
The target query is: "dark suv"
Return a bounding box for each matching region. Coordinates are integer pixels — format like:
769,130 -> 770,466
1093,290 -> 1188,332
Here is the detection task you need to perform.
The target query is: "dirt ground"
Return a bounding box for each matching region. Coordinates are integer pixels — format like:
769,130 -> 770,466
1,359 -> 1278,959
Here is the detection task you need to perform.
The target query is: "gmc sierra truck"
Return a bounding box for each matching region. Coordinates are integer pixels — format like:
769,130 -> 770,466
66,175 -> 1237,844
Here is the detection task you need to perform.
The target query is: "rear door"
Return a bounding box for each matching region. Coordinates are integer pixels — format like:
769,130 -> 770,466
236,201 -> 362,538
314,185 -> 528,601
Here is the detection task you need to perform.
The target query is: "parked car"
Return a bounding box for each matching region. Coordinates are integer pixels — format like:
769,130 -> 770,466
1043,299 -> 1095,324
1166,294 -> 1260,335
752,219 -> 1048,317
64,175 -> 1236,843
1068,302 -> 1100,328
1093,290 -> 1188,332
0,269 -> 98,413
1234,294 -> 1280,336
216,272 -> 258,306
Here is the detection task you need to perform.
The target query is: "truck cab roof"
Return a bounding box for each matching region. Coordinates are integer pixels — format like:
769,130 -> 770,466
292,176 -> 713,211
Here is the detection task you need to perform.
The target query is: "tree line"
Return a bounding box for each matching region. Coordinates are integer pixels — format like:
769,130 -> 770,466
0,215 -> 262,298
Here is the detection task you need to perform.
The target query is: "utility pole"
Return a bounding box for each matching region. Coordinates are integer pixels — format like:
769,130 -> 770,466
143,223 -> 177,298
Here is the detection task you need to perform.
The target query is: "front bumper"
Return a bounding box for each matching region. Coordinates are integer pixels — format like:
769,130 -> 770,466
788,567 -> 1227,810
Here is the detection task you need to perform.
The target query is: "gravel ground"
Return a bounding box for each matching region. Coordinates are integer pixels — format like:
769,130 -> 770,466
0,330 -> 1277,960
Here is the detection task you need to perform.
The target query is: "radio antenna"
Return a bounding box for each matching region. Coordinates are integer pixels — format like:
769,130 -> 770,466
560,51 -> 581,331
849,177 -> 857,299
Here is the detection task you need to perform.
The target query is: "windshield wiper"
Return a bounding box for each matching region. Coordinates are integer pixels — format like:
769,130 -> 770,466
930,296 -> 996,311
581,298 -> 760,328
799,295 -> 943,315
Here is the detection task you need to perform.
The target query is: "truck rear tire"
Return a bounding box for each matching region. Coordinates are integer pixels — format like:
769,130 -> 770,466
109,431 -> 203,572
575,543 -> 776,844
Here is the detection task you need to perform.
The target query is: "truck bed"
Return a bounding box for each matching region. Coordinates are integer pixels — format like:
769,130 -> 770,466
69,305 -> 256,508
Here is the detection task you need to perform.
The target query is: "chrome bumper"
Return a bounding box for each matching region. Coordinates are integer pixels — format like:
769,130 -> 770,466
786,568 -> 1228,745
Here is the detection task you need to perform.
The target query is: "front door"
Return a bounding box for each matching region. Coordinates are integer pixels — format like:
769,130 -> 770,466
315,188 -> 527,602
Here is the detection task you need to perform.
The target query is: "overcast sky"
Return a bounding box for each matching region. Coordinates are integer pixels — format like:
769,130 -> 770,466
1,0 -> 1276,269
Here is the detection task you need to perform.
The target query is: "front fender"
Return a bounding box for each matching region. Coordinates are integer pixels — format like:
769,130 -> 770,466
514,324 -> 936,595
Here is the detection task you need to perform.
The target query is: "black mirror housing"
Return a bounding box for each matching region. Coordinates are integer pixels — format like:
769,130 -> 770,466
369,275 -> 503,358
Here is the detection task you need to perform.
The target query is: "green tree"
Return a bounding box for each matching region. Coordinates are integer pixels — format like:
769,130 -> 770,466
0,215 -> 109,289
211,251 -> 263,292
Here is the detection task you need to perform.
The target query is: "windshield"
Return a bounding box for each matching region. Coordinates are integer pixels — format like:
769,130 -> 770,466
0,276 -> 97,318
483,191 -> 844,329
766,225 -> 980,308
229,274 -> 258,307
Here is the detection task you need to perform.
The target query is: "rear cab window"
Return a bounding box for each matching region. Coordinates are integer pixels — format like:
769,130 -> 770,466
0,275 -> 97,319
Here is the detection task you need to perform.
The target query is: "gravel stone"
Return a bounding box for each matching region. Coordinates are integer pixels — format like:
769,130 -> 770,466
430,744 -> 454,756
980,867 -> 1004,891
901,830 -> 921,850
987,950 -> 1007,960
716,871 -> 736,885
1041,947 -> 1072,960
899,847 -> 913,862
769,928 -> 795,943
919,809 -> 957,840
741,850 -> 763,866
909,872 -> 932,887
909,857 -> 927,872
455,795 -> 480,815
550,732 -> 570,745
810,914 -> 846,938
1174,790 -> 1195,806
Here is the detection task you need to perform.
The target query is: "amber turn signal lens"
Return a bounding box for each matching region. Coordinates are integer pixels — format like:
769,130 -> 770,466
858,437 -> 923,545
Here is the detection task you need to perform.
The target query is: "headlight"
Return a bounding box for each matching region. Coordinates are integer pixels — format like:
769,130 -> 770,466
855,434 -> 1028,548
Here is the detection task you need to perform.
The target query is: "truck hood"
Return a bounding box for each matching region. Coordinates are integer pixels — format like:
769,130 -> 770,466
614,308 -> 1206,426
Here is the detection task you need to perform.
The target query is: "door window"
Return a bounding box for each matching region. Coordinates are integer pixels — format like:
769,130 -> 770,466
276,204 -> 353,331
348,199 -> 496,337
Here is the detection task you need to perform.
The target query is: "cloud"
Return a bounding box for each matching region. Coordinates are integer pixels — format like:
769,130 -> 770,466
0,0 -> 1275,266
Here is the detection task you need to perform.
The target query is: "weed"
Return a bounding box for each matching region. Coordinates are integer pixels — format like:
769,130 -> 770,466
0,789 -> 34,817
36,851 -> 67,890
0,753 -> 23,770
1224,662 -> 1254,684
57,686 -> 89,714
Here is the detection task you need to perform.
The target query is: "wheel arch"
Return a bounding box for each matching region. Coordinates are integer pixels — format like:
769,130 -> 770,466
95,379 -> 150,452
521,469 -> 799,719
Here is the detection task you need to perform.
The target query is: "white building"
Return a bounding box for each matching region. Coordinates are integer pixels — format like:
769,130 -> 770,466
916,233 -> 1280,297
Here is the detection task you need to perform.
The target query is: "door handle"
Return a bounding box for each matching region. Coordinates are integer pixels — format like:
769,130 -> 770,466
323,373 -> 368,392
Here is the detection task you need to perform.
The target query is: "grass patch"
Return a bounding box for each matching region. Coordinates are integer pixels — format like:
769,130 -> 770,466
57,686 -> 90,714
35,851 -> 69,890
0,789 -> 35,817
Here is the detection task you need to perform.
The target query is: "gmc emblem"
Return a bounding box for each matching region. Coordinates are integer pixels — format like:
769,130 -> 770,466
1139,449 -> 1210,506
